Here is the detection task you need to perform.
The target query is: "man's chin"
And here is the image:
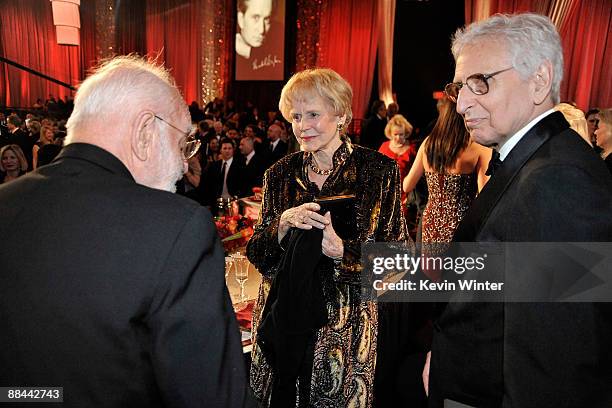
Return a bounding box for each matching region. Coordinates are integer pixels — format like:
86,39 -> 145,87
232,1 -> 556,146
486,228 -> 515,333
470,131 -> 498,148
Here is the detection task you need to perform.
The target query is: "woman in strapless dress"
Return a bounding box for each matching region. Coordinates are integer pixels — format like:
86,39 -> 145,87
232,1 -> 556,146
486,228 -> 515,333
403,97 -> 491,279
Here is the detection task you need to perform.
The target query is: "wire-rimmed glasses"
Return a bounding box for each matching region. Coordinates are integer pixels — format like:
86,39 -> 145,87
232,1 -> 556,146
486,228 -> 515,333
444,67 -> 513,103
153,115 -> 201,160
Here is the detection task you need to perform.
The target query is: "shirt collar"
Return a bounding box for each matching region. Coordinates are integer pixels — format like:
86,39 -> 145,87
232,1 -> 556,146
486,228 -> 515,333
246,151 -> 255,162
498,109 -> 555,160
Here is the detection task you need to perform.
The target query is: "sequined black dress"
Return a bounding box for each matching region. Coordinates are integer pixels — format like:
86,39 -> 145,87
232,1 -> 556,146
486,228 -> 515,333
246,140 -> 408,407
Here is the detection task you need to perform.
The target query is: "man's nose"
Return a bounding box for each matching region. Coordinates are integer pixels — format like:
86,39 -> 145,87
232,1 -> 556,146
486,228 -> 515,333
455,85 -> 473,116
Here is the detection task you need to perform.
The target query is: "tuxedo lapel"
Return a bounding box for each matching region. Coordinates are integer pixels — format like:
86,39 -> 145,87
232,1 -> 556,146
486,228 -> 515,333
454,111 -> 570,241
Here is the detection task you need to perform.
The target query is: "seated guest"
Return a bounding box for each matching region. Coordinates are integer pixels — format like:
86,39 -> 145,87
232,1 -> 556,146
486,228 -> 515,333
0,56 -> 248,407
202,137 -> 220,170
0,144 -> 28,183
227,128 -> 241,140
266,123 -> 287,166
4,115 -> 32,169
199,137 -> 245,209
26,120 -> 41,145
32,126 -> 56,169
594,107 -> 612,174
239,135 -> 266,196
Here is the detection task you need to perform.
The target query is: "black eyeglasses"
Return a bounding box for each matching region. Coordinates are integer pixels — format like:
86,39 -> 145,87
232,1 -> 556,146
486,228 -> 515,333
153,115 -> 201,160
444,67 -> 513,103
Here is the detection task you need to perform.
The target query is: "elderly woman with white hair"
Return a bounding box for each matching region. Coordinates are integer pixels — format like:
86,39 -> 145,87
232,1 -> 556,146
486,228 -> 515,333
247,68 -> 414,407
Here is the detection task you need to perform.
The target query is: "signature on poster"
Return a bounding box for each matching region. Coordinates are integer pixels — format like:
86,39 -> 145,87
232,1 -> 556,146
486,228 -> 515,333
252,54 -> 282,71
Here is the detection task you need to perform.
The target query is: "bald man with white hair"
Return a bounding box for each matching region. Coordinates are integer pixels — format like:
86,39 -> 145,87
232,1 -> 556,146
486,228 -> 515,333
0,56 -> 250,407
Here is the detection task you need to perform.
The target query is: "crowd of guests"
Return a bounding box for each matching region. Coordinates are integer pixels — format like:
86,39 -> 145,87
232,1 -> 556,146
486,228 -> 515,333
0,100 -> 68,183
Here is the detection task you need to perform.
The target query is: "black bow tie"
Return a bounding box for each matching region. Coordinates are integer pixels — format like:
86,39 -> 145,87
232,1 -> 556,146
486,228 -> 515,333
486,149 -> 503,176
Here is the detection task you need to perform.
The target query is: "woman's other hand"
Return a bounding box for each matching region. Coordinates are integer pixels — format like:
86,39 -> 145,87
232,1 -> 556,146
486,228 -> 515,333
322,212 -> 343,259
278,202 -> 329,242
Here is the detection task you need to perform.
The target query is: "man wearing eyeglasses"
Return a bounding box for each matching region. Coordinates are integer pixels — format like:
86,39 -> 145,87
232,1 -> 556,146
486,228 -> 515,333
0,56 -> 250,407
425,13 -> 612,408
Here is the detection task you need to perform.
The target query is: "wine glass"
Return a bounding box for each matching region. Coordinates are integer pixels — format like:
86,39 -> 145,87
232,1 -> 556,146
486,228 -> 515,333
224,256 -> 234,280
232,254 -> 249,304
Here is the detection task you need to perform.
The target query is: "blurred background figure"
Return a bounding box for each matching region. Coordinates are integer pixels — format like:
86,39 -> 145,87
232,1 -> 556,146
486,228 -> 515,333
586,108 -> 601,152
360,99 -> 387,150
0,144 -> 28,184
594,107 -> 612,174
555,103 -> 591,146
378,114 -> 417,208
32,125 -> 55,169
387,101 -> 400,120
403,97 -> 490,273
239,135 -> 266,196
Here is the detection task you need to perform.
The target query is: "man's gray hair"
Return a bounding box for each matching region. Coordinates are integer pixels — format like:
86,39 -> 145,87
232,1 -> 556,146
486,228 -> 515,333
66,55 -> 183,144
452,13 -> 563,104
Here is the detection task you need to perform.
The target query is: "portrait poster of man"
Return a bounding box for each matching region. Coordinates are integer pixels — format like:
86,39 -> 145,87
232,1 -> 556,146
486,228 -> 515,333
235,0 -> 285,81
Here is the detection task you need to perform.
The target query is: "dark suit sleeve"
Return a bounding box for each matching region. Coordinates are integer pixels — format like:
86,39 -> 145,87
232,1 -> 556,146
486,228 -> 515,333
146,206 -> 249,408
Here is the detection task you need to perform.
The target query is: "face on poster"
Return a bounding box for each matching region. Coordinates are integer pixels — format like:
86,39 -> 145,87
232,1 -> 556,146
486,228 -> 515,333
235,0 -> 285,81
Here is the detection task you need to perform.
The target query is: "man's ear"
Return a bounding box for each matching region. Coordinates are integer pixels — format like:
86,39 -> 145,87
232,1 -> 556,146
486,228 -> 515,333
532,61 -> 553,105
237,11 -> 245,31
131,111 -> 155,161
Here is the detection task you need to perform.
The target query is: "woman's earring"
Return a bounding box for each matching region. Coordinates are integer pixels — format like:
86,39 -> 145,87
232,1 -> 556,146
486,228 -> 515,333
337,122 -> 343,131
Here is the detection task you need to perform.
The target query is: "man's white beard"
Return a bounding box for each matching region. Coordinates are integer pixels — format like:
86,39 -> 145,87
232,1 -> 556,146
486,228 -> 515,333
153,136 -> 184,193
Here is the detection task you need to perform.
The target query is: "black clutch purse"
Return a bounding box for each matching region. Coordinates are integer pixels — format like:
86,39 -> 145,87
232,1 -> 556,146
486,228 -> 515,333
314,194 -> 356,239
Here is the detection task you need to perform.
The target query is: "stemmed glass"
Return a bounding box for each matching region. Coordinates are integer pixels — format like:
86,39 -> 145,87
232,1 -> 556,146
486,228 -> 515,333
224,256 -> 234,280
232,253 -> 249,304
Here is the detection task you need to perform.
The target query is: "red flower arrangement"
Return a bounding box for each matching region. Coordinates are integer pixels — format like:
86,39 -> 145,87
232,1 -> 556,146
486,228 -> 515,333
214,215 -> 255,253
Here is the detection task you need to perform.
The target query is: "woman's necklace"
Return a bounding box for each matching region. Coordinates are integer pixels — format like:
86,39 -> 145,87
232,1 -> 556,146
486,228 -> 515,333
308,156 -> 334,175
305,148 -> 349,176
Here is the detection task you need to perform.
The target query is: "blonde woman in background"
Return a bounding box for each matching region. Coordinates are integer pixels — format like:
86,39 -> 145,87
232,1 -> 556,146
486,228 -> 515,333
0,144 -> 28,183
554,103 -> 591,146
32,126 -> 55,169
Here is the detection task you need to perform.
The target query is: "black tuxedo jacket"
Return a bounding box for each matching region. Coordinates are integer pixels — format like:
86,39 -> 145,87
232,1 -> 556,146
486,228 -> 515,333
430,112 -> 612,407
267,140 -> 288,166
242,152 -> 267,196
0,143 -> 249,407
200,157 -> 246,207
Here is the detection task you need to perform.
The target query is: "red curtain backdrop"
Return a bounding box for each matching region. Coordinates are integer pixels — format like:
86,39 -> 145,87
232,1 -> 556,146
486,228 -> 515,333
316,0 -> 379,120
0,0 -> 96,107
559,0 -> 611,110
464,0 -> 611,110
145,0 -> 202,105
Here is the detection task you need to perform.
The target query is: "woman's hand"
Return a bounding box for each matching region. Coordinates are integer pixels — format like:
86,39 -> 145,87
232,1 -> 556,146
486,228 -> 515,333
278,202 -> 329,243
322,212 -> 344,259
